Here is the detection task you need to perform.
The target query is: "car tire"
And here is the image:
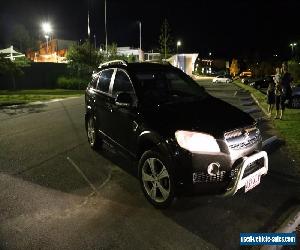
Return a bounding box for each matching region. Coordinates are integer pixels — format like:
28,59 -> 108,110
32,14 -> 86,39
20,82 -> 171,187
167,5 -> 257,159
86,115 -> 102,150
256,85 -> 261,90
138,150 -> 175,208
291,96 -> 300,108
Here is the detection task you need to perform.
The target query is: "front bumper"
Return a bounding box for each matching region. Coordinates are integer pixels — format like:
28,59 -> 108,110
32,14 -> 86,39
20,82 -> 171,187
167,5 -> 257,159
167,139 -> 267,195
221,150 -> 268,196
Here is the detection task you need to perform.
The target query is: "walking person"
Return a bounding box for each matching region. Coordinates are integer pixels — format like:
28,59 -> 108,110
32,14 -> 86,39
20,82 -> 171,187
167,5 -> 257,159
274,67 -> 282,119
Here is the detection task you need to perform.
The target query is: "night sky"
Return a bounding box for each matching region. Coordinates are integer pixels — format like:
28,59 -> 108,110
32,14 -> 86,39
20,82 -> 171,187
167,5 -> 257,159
1,0 -> 300,60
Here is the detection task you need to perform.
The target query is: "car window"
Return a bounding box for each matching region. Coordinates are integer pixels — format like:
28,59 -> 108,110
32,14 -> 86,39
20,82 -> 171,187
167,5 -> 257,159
97,69 -> 114,93
89,75 -> 98,89
112,69 -> 134,98
134,68 -> 206,103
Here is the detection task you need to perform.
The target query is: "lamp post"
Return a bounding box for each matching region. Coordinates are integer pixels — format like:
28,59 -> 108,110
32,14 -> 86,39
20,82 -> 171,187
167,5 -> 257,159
42,22 -> 52,54
176,40 -> 181,54
104,0 -> 108,55
45,35 -> 49,54
290,42 -> 297,58
138,21 -> 142,62
139,21 -> 142,51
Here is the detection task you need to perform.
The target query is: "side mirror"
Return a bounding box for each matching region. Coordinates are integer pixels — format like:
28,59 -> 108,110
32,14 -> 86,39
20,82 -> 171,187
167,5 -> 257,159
115,92 -> 133,107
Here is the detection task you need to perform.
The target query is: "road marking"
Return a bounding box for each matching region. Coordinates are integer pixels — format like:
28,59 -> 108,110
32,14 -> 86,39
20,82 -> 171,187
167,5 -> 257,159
262,136 -> 278,148
67,157 -> 98,194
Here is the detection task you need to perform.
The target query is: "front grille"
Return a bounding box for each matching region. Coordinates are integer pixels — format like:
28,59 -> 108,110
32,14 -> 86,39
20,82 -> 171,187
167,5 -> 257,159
193,171 -> 227,183
224,125 -> 261,150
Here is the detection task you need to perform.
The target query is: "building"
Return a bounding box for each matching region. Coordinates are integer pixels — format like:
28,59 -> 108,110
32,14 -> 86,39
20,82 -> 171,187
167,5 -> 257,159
27,39 -> 76,63
117,47 -> 161,62
195,57 -> 229,75
167,53 -> 199,76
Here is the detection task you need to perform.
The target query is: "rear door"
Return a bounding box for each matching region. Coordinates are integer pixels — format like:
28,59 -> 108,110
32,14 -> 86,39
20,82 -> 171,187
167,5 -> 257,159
95,68 -> 115,137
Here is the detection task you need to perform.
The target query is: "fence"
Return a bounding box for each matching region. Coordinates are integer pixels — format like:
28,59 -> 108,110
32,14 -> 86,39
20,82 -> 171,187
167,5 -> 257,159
0,62 -> 68,89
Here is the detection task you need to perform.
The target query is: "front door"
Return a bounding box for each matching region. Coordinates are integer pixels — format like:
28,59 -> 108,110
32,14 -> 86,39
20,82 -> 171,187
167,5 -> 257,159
109,69 -> 138,155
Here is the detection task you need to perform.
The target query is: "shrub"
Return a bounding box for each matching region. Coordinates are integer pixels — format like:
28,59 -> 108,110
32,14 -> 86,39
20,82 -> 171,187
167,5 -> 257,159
57,76 -> 88,90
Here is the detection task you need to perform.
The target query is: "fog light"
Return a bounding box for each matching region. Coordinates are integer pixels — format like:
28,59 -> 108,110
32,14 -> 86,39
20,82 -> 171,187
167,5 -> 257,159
207,162 -> 220,176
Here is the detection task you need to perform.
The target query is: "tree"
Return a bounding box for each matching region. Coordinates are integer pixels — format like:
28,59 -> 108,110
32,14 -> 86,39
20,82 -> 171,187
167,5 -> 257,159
9,24 -> 31,53
229,59 -> 239,76
288,60 -> 300,82
159,19 -> 174,60
66,41 -> 135,79
66,40 -> 104,79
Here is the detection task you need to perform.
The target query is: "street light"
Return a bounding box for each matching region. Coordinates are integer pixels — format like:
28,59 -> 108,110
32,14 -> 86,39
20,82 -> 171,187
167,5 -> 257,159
42,22 -> 52,34
138,21 -> 142,61
290,42 -> 297,58
42,22 -> 52,54
45,35 -> 49,54
176,40 -> 181,54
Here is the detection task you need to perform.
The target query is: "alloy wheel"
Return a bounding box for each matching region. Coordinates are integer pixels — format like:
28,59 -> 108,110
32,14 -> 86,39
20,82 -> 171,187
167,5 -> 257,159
141,157 -> 170,203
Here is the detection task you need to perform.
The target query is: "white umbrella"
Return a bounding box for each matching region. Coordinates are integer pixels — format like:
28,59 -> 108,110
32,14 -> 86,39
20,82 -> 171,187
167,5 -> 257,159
0,45 -> 25,60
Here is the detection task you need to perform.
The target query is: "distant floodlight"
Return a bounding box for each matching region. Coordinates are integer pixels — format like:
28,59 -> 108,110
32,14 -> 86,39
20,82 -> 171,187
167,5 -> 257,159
42,22 -> 52,34
177,40 -> 182,47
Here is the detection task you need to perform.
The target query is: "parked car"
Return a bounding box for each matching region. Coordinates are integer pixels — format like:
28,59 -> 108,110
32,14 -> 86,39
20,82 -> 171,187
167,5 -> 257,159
249,76 -> 274,89
290,84 -> 300,108
85,60 -> 268,208
241,77 -> 257,84
240,71 -> 252,78
212,75 -> 233,83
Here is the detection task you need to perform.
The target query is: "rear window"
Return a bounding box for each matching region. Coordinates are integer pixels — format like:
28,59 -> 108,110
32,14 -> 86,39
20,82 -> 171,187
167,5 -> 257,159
112,70 -> 134,97
97,69 -> 114,93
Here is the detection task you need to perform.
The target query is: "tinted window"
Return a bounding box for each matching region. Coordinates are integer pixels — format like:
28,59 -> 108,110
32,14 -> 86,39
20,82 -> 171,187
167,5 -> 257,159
89,75 -> 98,89
134,68 -> 206,103
97,69 -> 113,93
112,70 -> 134,97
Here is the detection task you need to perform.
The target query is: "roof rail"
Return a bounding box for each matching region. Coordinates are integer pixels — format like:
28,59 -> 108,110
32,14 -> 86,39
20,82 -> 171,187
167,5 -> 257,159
98,60 -> 128,68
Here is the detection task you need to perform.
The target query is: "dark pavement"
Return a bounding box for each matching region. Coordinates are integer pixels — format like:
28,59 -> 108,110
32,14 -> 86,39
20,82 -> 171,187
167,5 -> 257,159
0,82 -> 299,250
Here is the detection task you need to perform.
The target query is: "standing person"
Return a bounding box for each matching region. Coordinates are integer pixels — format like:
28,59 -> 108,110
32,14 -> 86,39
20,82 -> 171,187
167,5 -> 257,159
267,73 -> 275,116
274,67 -> 282,119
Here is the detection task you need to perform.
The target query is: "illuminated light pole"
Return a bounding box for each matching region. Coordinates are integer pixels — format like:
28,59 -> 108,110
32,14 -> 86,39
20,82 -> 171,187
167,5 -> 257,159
176,40 -> 181,54
42,22 -> 52,54
138,21 -> 142,62
290,42 -> 297,58
105,0 -> 108,55
45,35 -> 49,54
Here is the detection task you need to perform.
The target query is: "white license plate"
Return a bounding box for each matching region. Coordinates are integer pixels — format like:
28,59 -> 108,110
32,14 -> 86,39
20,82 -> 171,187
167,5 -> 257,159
245,174 -> 261,192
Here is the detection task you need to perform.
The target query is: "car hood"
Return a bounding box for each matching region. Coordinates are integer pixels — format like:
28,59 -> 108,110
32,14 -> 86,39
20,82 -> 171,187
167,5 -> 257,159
141,96 -> 255,138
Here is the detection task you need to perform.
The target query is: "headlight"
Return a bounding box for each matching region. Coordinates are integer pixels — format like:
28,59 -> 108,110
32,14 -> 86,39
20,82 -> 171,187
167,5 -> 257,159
175,130 -> 220,153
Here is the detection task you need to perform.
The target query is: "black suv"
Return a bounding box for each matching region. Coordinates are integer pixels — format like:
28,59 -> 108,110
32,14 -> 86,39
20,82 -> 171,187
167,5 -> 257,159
85,60 -> 268,208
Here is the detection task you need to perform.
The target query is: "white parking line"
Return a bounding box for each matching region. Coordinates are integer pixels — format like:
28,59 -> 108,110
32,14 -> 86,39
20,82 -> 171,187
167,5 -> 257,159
67,156 -> 98,193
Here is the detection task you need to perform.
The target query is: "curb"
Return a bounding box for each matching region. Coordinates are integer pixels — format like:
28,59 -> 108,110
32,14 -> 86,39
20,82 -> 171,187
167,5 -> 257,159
261,206 -> 300,250
262,136 -> 278,148
251,93 -> 269,117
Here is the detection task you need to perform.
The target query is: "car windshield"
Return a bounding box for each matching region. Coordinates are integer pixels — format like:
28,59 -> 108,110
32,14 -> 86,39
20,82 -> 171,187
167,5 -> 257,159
133,68 -> 207,104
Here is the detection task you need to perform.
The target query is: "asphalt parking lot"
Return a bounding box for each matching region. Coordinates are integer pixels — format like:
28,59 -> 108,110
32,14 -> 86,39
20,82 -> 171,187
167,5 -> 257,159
0,81 -> 299,250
